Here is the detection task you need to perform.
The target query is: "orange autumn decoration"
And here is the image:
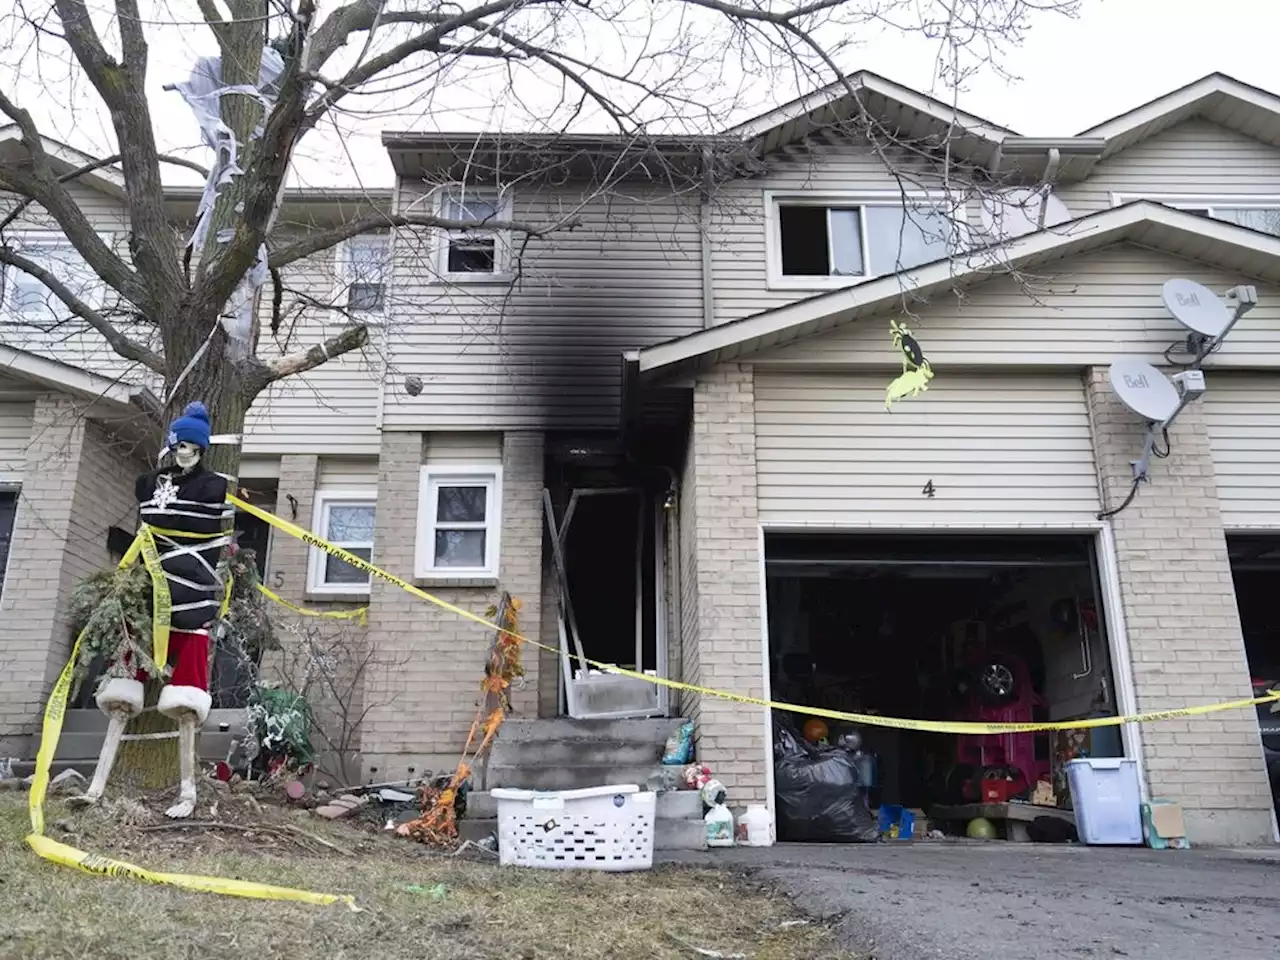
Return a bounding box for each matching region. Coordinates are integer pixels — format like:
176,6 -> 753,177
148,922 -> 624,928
397,593 -> 523,846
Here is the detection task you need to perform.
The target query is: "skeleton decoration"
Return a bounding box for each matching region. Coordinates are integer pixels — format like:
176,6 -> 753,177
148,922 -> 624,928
884,319 -> 935,410
70,402 -> 230,819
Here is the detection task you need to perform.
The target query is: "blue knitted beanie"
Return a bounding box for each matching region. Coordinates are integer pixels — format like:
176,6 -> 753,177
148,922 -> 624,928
167,401 -> 211,450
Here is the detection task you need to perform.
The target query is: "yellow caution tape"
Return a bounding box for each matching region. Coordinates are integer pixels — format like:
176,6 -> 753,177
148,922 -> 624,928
255,582 -> 368,625
27,527 -> 358,910
26,835 -> 353,907
228,495 -> 1280,736
138,528 -> 171,672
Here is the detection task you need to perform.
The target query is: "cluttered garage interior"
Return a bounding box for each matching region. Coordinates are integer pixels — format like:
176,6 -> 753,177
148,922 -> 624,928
766,532 -> 1128,843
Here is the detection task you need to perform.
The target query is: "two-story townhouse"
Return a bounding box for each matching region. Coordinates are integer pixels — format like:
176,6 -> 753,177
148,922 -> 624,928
5,71 -> 1280,848
363,72 -> 1280,846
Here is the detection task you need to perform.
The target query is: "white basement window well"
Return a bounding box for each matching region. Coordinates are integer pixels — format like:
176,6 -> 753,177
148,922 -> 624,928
1113,194 -> 1280,237
766,192 -> 956,290
337,233 -> 390,313
416,465 -> 503,580
307,491 -> 376,595
434,186 -> 513,282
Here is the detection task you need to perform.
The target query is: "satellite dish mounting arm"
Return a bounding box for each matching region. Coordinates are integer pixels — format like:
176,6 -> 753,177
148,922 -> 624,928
1131,369 -> 1206,481
1186,285 -> 1258,364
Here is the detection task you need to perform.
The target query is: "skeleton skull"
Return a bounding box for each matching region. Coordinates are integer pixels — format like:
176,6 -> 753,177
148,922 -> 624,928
174,441 -> 202,472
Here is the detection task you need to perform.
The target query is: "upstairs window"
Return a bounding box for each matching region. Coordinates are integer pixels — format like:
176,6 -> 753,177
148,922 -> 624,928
1114,196 -> 1280,237
0,232 -> 107,323
769,194 -> 954,288
0,489 -> 16,592
434,186 -> 512,281
338,234 -> 390,313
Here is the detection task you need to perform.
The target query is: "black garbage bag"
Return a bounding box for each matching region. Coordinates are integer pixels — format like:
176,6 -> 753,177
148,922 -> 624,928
773,716 -> 880,843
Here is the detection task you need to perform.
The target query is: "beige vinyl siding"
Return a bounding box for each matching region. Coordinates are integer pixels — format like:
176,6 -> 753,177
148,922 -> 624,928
1059,120 -> 1280,215
382,184 -> 705,431
708,136 -> 948,325
0,185 -> 157,384
243,244 -> 381,456
424,432 -> 502,464
317,456 -> 379,488
751,245 -> 1280,369
754,371 -> 1100,527
0,401 -> 33,481
1203,373 -> 1280,529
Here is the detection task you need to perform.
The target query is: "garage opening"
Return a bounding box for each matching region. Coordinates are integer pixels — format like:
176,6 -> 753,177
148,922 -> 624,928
766,532 -> 1122,841
1226,536 -> 1280,819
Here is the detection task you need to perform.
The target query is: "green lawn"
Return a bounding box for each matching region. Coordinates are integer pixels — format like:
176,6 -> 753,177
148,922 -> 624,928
1,791 -> 855,960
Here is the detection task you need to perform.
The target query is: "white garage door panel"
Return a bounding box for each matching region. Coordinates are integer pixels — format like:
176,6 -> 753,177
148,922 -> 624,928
755,372 -> 1100,527
0,402 -> 33,482
1204,373 -> 1280,529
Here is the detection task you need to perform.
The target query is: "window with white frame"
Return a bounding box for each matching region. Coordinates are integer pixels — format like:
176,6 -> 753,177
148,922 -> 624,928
0,232 -> 107,323
1114,195 -> 1280,237
0,489 -> 16,592
416,465 -> 502,579
435,186 -> 512,279
337,233 -> 390,313
307,492 -> 376,594
768,194 -> 955,288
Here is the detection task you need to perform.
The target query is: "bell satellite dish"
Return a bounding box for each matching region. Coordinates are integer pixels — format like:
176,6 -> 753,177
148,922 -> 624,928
1108,359 -> 1181,424
1161,278 -> 1233,338
980,188 -> 1072,241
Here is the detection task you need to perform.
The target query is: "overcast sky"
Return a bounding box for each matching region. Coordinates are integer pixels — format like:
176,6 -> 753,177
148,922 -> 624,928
9,0 -> 1280,190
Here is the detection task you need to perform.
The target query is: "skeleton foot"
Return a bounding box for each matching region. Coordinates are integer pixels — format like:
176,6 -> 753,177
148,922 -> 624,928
165,792 -> 197,819
66,792 -> 101,810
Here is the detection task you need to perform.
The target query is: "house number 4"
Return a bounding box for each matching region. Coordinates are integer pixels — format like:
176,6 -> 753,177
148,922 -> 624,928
922,480 -> 936,499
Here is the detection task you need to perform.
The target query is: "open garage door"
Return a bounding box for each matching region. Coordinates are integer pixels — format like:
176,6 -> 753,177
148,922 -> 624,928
754,372 -> 1101,528
765,532 -> 1121,842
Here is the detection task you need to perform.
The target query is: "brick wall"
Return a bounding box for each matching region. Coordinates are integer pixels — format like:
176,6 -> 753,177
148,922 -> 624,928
1086,367 -> 1276,845
360,430 -> 544,784
0,396 -> 143,755
680,365 -> 768,805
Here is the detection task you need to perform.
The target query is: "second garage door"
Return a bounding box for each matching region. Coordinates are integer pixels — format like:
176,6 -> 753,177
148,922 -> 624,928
754,371 -> 1101,528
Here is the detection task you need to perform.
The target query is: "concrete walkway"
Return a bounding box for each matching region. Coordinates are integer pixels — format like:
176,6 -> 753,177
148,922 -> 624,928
665,842 -> 1280,960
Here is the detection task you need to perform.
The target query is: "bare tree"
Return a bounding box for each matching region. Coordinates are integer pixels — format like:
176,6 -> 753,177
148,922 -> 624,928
0,0 -> 1079,475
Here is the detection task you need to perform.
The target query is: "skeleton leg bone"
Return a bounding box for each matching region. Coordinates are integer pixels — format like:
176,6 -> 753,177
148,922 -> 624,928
68,677 -> 145,809
165,713 -> 198,819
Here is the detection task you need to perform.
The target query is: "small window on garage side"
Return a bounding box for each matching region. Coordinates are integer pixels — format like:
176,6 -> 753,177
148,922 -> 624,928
416,466 -> 502,579
307,492 -> 376,594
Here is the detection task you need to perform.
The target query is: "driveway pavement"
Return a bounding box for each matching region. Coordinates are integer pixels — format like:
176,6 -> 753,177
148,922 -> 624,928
666,842 -> 1280,960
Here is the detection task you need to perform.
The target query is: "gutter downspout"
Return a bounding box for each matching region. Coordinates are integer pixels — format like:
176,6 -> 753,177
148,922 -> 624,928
699,145 -> 716,329
1036,147 -> 1062,229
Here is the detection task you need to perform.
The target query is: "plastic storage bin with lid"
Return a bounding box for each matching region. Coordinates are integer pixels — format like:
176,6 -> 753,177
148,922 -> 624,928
1065,757 -> 1143,845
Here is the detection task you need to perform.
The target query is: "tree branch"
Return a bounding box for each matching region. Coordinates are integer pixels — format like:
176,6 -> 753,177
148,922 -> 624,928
267,210 -> 582,269
262,323 -> 369,384
0,245 -> 165,373
0,153 -> 210,237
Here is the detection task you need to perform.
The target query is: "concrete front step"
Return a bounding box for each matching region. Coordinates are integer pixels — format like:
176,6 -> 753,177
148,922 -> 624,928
459,816 -> 706,852
485,763 -> 677,792
465,787 -> 702,821
497,717 -> 687,744
487,738 -> 664,768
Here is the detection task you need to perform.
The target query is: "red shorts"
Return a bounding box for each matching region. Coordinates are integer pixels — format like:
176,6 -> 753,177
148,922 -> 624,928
129,629 -> 210,691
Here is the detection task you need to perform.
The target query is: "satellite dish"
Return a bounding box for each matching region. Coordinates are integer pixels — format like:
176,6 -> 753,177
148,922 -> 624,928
1108,359 -> 1181,423
1161,278 -> 1232,338
980,188 -> 1072,241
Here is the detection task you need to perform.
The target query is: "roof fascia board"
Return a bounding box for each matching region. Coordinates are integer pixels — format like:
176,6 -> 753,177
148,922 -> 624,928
0,344 -> 142,408
1078,73 -> 1280,141
729,72 -> 1017,143
636,202 -> 1280,375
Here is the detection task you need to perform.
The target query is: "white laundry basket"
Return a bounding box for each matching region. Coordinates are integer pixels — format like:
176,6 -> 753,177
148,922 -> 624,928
490,783 -> 657,871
